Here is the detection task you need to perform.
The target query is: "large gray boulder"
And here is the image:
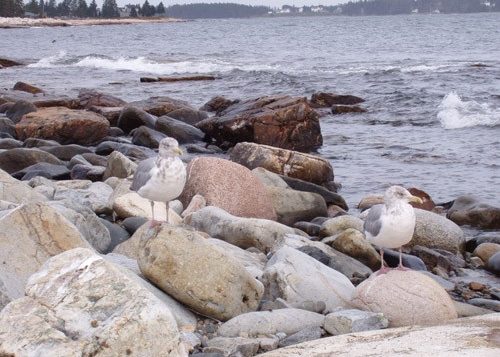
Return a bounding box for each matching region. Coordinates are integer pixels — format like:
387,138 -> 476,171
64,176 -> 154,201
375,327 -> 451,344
0,168 -> 47,203
0,248 -> 186,356
262,246 -> 355,312
137,225 -> 264,321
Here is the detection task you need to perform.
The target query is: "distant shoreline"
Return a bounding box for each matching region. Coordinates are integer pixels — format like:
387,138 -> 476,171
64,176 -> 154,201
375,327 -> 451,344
0,17 -> 184,29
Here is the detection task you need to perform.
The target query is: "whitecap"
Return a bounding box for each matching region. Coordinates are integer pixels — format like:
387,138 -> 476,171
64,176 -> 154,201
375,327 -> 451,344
28,50 -> 67,68
437,92 -> 500,129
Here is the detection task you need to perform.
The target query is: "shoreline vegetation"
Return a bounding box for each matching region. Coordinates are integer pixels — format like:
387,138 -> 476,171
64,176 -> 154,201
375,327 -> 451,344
0,16 -> 182,28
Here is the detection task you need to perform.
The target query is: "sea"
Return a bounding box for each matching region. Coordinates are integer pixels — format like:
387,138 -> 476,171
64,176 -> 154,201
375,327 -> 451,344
1,13 -> 499,208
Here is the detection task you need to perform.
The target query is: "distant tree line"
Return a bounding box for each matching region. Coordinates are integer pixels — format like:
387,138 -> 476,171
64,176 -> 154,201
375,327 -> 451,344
338,0 -> 499,15
165,3 -> 270,19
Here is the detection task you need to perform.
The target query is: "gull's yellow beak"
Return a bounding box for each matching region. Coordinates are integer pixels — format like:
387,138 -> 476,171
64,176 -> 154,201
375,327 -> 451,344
409,195 -> 423,205
174,147 -> 183,156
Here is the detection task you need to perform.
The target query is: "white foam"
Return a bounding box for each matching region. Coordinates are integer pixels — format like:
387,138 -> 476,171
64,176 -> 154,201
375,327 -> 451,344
28,50 -> 67,68
437,92 -> 500,129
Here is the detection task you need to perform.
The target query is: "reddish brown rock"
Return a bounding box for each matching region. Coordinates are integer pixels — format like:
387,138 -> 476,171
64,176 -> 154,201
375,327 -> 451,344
229,142 -> 333,185
311,92 -> 365,107
408,187 -> 436,211
0,58 -> 23,68
197,96 -> 322,152
447,196 -> 500,229
179,157 -> 276,220
16,107 -> 110,145
200,96 -> 239,114
12,82 -> 44,95
128,96 -> 207,125
88,106 -> 123,126
77,89 -> 127,109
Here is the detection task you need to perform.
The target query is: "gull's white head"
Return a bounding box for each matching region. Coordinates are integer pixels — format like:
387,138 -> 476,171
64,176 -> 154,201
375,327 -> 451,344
159,137 -> 183,158
384,186 -> 423,206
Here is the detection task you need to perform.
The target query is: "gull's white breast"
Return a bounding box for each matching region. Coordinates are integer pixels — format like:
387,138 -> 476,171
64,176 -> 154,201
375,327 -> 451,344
138,157 -> 186,202
367,204 -> 416,249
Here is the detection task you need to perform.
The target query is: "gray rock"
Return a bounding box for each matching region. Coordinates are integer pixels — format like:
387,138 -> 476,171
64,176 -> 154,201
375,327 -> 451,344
411,245 -> 466,272
117,106 -> 157,134
467,299 -> 500,312
39,144 -> 93,161
99,219 -> 131,252
381,248 -> 427,270
12,162 -> 70,181
122,216 -> 148,234
155,115 -> 205,144
447,195 -> 500,229
0,148 -> 63,174
279,327 -> 323,347
103,150 -> 137,180
95,141 -> 156,161
53,181 -> 113,215
205,337 -> 260,357
252,167 -> 289,188
5,99 -> 37,123
324,309 -> 389,335
0,138 -> 22,149
320,215 -> 364,237
293,221 -> 321,236
70,164 -> 106,181
131,125 -> 167,148
0,117 -> 16,137
23,138 -> 61,148
218,309 -> 325,337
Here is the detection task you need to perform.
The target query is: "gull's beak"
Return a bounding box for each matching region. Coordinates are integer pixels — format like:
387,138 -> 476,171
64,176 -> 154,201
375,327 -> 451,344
174,147 -> 183,156
409,195 -> 423,205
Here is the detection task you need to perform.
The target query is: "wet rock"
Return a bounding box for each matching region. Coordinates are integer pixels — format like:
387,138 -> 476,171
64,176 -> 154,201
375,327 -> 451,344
122,216 -> 148,234
204,337 -> 260,357
0,89 -> 78,109
310,92 -> 365,107
5,100 -> 37,123
410,245 -> 466,272
12,162 -> 70,181
88,106 -> 123,126
0,138 -> 22,149
131,125 -> 167,148
100,219 -> 131,252
279,327 -> 323,347
16,107 -> 109,145
465,235 -> 500,252
293,221 -> 321,236
70,164 -> 105,181
77,89 -> 127,109
467,298 -> 500,312
0,203 -> 90,301
13,81 -> 44,94
473,243 -> 500,264
447,196 -> 500,229
381,248 -> 427,270
331,105 -> 367,114
39,144 -> 93,161
128,96 -> 207,125
357,194 -> 384,211
267,187 -> 327,226
320,215 -> 364,237
453,300 -> 495,317
409,208 -> 466,253
0,248 -> 186,356
95,141 -> 156,161
179,157 -> 276,220
198,96 -> 322,152
23,137 -> 60,148
352,270 -> 457,327
262,246 -> 355,312
230,142 -> 333,185
408,187 -> 436,211
185,206 -> 295,253
487,252 -> 500,275
200,96 -> 239,114
117,106 -> 156,134
0,168 -> 47,203
0,147 -> 63,173
324,309 -> 388,335
0,57 -> 23,68
259,314 -> 500,357
155,115 -> 205,143
218,309 -> 325,337
328,228 -> 381,271
252,167 -> 289,188
103,150 -> 137,179
138,225 -> 264,321
0,117 -> 16,137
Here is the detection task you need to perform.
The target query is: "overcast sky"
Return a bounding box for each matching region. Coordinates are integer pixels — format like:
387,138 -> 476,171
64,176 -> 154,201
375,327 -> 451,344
110,1 -> 345,8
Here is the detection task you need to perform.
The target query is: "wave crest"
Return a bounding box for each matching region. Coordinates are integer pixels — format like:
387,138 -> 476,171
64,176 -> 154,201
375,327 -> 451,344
437,92 -> 500,129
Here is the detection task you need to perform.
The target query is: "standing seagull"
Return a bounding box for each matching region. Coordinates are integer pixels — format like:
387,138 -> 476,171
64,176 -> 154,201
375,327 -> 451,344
131,137 -> 186,226
364,186 -> 423,273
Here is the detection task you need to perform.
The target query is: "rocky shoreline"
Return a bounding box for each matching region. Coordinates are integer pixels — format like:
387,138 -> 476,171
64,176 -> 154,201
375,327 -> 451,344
0,17 -> 183,29
0,79 -> 499,356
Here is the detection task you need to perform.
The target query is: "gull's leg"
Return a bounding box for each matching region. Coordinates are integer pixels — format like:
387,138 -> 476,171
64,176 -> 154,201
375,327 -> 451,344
376,249 -> 390,275
165,201 -> 169,224
396,247 -> 410,271
149,201 -> 161,228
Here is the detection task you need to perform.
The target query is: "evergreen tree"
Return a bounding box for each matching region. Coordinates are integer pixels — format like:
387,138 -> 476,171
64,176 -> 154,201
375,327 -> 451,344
130,5 -> 138,17
101,0 -> 119,18
87,0 -> 98,17
156,1 -> 165,14
57,0 -> 71,16
45,0 -> 57,16
141,0 -> 155,17
0,0 -> 25,17
39,0 -> 44,15
25,0 -> 40,14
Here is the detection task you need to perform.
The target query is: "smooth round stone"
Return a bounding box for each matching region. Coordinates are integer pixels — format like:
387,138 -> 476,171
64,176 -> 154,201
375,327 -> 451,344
99,218 -> 131,253
487,251 -> 500,275
122,216 -> 148,235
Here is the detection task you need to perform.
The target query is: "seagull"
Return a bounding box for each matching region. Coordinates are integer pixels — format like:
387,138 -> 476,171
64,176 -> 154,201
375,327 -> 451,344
131,137 -> 186,226
363,186 -> 423,274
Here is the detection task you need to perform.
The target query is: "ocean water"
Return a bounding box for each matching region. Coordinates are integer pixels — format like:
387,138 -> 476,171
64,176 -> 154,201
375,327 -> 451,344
1,14 -> 499,207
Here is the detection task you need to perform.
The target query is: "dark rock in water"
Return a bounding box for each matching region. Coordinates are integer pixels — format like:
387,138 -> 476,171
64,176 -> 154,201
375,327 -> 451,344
197,96 -> 322,152
117,106 -> 156,134
141,75 -> 216,82
23,138 -> 61,148
5,100 -> 37,123
12,162 -> 70,181
310,92 -> 365,107
487,252 -> 500,275
293,221 -> 321,237
155,116 -> 205,144
13,81 -> 44,95
280,175 -> 347,210
81,153 -> 108,167
39,144 -> 93,161
122,216 -> 148,234
382,249 -> 427,271
200,96 -> 239,114
410,245 -> 465,272
447,196 -> 500,229
99,218 -> 131,253
108,127 -> 125,137
131,126 -> 166,149
88,106 -> 123,126
0,58 -> 23,68
0,138 -> 22,149
331,105 -> 367,114
128,96 -> 208,125
230,142 -> 332,185
279,327 -> 323,347
70,164 -> 105,181
95,141 -> 155,161
15,107 -> 109,145
408,187 -> 436,211
0,117 -> 16,137
77,89 -> 126,109
0,148 -> 63,173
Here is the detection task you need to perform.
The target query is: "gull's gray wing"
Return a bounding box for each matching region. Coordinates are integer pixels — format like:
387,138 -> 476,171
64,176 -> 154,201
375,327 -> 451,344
363,204 -> 385,237
130,158 -> 156,192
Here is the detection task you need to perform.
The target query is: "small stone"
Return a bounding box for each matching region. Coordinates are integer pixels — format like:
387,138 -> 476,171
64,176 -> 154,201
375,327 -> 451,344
279,327 -> 323,347
324,309 -> 389,335
469,282 -> 485,291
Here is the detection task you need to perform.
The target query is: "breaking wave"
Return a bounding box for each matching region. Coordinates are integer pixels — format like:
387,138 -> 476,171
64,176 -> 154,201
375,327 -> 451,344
438,92 -> 500,129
